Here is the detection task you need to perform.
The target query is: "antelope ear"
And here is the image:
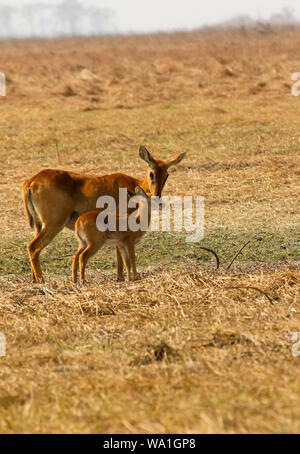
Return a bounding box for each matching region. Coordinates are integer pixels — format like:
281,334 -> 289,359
135,186 -> 147,197
165,152 -> 186,168
139,145 -> 157,169
127,189 -> 135,198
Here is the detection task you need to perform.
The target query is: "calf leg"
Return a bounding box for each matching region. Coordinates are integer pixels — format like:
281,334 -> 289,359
116,246 -> 124,281
118,246 -> 131,282
79,243 -> 101,284
127,241 -> 140,281
72,246 -> 85,283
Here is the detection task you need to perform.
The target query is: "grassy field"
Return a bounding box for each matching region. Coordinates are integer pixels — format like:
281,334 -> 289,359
0,26 -> 299,433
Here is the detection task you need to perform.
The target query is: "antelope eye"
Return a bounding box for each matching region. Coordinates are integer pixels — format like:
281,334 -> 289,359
149,171 -> 155,180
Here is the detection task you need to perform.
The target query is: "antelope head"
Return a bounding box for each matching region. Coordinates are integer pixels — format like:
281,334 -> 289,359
139,145 -> 186,197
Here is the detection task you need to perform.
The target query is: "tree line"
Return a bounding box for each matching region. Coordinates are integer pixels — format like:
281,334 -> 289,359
0,0 -> 114,38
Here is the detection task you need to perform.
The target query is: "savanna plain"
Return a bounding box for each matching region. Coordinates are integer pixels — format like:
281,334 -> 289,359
0,26 -> 299,433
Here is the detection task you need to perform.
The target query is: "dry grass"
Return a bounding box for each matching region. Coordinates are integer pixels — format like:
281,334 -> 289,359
0,26 -> 299,434
0,266 -> 299,433
0,26 -> 300,110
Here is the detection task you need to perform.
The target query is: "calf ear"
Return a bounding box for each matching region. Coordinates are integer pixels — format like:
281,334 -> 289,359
139,145 -> 157,169
135,186 -> 147,197
165,152 -> 186,168
127,190 -> 135,198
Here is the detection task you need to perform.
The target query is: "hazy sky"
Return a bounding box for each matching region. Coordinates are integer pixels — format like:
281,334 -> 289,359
3,0 -> 300,33
95,0 -> 300,32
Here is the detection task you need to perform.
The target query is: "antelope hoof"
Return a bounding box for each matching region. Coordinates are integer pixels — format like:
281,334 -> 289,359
33,277 -> 45,284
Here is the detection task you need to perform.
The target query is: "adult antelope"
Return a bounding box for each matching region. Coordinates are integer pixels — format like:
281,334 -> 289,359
72,186 -> 152,284
22,146 -> 186,283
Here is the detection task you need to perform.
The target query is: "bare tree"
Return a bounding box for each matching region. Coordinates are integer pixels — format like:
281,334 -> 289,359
0,1 -> 115,38
0,4 -> 14,38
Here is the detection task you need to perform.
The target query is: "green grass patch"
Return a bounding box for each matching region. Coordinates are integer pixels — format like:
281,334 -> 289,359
1,228 -> 298,278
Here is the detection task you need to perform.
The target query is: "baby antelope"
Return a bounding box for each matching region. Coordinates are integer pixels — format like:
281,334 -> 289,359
72,186 -> 152,284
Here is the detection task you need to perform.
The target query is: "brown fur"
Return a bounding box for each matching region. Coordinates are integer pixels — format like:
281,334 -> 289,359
72,187 -> 151,284
22,146 -> 186,282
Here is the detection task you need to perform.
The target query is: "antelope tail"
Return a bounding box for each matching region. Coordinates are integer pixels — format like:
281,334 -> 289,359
22,181 -> 41,232
22,181 -> 34,229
